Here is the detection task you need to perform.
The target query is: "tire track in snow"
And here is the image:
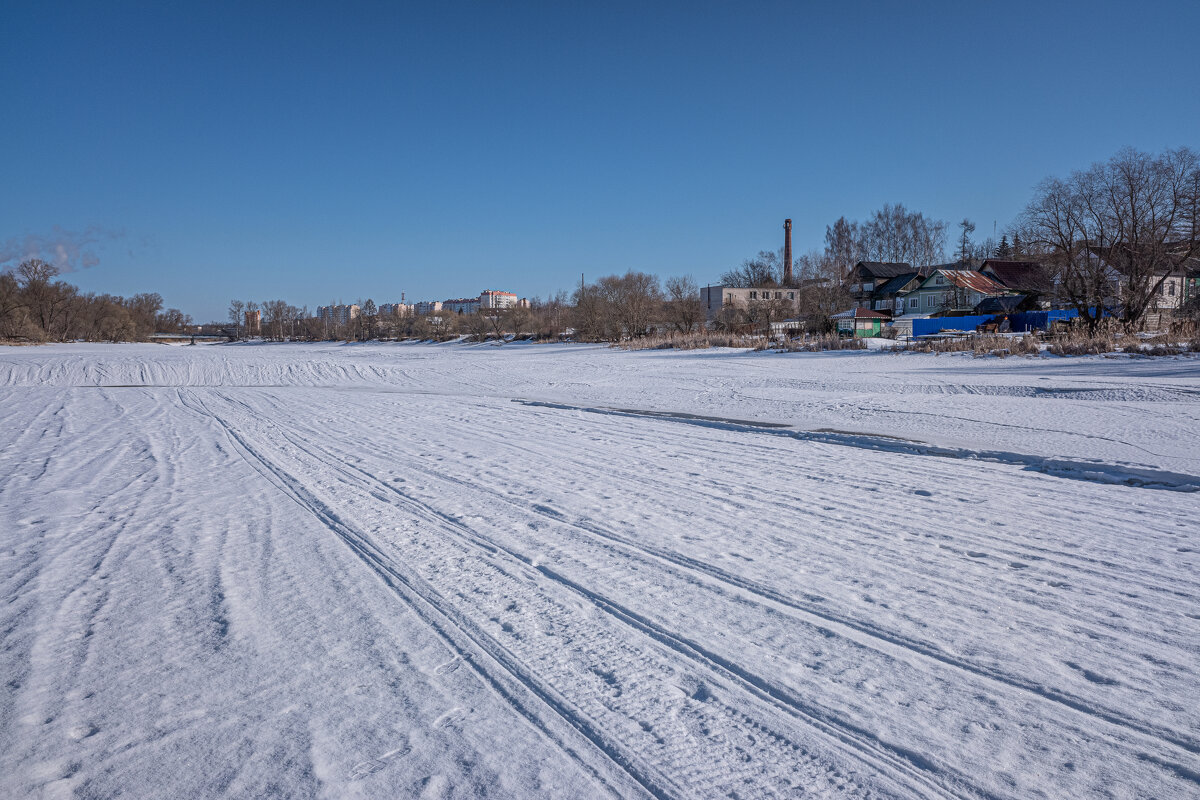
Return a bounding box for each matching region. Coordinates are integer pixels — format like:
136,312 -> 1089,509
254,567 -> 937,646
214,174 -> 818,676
220,396 -> 1039,800
255,389 -> 1200,779
298,397 -> 1200,763
186,390 -> 940,800
175,390 -> 667,800
515,400 -> 1200,492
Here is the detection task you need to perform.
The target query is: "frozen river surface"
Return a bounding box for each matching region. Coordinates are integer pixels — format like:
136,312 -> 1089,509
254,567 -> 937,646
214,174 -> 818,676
1,342 -> 1198,799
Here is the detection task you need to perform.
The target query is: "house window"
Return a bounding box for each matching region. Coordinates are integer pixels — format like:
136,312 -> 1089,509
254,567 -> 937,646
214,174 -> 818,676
908,297 -> 917,309
775,291 -> 782,299
787,292 -> 794,300
1168,282 -> 1176,296
925,294 -> 936,308
749,291 -> 757,299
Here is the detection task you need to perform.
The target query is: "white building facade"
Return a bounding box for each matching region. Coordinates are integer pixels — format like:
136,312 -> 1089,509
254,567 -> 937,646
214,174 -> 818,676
316,304 -> 360,325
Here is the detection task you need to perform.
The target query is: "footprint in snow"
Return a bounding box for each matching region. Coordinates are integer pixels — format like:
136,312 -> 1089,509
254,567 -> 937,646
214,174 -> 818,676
348,740 -> 411,780
434,655 -> 469,676
1065,661 -> 1120,686
434,707 -> 469,730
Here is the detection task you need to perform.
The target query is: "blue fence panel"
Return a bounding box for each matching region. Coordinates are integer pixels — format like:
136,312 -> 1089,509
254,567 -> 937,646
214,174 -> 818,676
911,315 -> 996,337
1008,308 -> 1083,331
1008,311 -> 1046,331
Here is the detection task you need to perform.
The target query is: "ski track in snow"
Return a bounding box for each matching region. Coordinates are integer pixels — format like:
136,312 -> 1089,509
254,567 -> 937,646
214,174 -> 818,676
1,342 -> 1198,799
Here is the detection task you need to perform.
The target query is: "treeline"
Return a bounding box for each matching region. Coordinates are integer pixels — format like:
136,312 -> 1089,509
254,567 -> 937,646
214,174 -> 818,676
232,270 -> 854,345
0,259 -> 190,342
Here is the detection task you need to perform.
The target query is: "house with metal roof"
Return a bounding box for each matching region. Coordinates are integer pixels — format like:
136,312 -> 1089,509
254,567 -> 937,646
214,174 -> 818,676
907,269 -> 1010,315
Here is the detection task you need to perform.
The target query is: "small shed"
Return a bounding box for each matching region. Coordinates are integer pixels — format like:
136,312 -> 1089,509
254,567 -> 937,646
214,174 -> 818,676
831,308 -> 890,338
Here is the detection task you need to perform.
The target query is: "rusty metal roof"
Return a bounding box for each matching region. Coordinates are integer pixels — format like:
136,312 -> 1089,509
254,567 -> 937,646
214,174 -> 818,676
923,270 -> 1008,295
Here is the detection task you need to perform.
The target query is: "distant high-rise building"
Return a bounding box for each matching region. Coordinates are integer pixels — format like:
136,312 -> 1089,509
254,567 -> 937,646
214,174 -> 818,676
443,297 -> 481,314
316,304 -> 360,325
379,302 -> 413,317
479,290 -> 519,310
414,300 -> 443,315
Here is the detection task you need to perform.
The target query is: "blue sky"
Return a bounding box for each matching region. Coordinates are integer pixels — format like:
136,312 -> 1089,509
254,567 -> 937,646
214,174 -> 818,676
3,0 -> 1198,322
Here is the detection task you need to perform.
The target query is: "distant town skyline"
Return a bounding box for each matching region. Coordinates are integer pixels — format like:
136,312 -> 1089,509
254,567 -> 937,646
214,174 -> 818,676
3,0 -> 1198,323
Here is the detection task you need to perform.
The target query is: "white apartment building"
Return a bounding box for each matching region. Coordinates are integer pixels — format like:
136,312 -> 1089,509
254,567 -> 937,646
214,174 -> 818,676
316,304 -> 360,325
443,297 -> 481,314
378,302 -> 413,316
414,300 -> 443,315
479,290 -> 519,309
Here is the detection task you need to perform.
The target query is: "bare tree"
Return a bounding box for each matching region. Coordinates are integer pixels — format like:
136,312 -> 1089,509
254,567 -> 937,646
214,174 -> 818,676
530,291 -> 570,340
720,251 -> 781,287
0,272 -> 27,338
599,271 -> 663,338
13,259 -> 77,339
663,275 -> 703,333
464,310 -> 491,340
361,299 -> 377,340
794,250 -> 853,330
504,302 -> 532,337
824,217 -> 861,276
957,219 -> 976,263
745,294 -> 795,338
261,299 -> 294,340
1022,146 -> 1200,331
228,300 -> 245,338
857,204 -> 948,266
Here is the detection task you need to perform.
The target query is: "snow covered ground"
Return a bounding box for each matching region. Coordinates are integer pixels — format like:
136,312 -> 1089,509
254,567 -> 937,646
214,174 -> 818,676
1,342 -> 1198,799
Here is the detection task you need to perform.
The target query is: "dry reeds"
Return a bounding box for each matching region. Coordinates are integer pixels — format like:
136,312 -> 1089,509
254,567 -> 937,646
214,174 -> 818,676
769,334 -> 868,352
614,332 -> 766,350
905,334 -> 1041,357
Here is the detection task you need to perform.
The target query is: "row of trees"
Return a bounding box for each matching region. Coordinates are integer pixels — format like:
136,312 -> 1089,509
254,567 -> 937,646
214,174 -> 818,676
0,259 -> 188,342
221,267 -> 857,344
1017,146 -> 1199,332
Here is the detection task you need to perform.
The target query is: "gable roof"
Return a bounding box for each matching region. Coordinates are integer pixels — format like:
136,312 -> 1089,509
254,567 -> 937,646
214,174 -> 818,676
918,261 -> 974,274
873,272 -> 922,296
979,260 -> 1054,294
918,269 -> 1009,295
853,261 -> 913,279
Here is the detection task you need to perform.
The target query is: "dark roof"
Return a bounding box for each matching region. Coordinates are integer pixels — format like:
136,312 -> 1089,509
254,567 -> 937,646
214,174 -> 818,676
974,295 -> 1029,314
853,261 -> 913,279
873,272 -> 922,296
831,308 -> 891,320
916,261 -> 974,275
979,260 -> 1054,294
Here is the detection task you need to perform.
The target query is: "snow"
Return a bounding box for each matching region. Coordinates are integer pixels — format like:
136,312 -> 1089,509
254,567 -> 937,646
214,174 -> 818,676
1,341 -> 1198,798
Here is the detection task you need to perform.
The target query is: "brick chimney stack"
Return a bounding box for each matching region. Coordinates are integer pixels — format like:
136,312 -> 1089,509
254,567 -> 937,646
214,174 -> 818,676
783,219 -> 793,286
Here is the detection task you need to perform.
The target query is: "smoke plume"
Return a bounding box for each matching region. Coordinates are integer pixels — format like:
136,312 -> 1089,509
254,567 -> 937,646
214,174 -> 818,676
0,226 -> 124,273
